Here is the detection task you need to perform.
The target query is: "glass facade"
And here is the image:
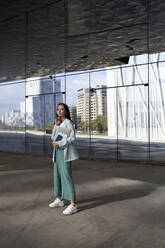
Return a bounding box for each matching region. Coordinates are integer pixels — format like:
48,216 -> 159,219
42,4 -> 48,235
1,52 -> 165,163
1,1 -> 165,164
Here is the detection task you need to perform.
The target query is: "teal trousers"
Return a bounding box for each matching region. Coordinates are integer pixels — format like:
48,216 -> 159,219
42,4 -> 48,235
53,147 -> 76,201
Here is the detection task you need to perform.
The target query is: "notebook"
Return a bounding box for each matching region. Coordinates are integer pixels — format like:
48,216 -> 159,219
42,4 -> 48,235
55,134 -> 63,141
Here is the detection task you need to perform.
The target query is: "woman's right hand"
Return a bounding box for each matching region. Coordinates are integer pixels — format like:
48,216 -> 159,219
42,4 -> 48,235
52,142 -> 59,147
55,117 -> 61,125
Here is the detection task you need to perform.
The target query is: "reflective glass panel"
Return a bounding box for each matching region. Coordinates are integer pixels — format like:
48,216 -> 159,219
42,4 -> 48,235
25,95 -> 45,155
90,87 -> 117,160
106,64 -> 148,87
44,93 -> 65,155
0,16 -> 26,83
0,82 -> 25,152
66,72 -> 90,158
149,62 -> 165,162
90,70 -> 107,89
26,76 -> 65,96
149,1 -> 165,64
26,2 -> 65,78
117,85 -> 149,161
89,23 -> 148,72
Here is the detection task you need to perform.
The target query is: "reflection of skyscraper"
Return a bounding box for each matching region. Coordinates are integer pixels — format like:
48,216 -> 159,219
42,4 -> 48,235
77,85 -> 107,122
96,85 -> 107,117
77,88 -> 89,122
1,108 -> 25,128
69,106 -> 77,124
26,77 -> 62,128
1,77 -> 63,129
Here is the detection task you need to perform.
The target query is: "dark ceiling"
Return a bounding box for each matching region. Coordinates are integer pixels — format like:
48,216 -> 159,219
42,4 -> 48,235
0,0 -> 54,22
0,0 -> 165,82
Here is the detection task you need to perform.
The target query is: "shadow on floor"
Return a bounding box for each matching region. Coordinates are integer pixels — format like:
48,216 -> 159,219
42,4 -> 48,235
77,187 -> 155,211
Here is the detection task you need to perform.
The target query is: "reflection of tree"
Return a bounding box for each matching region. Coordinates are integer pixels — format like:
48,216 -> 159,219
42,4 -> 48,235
77,121 -> 89,132
0,121 -> 54,132
91,115 -> 107,133
45,123 -> 54,130
45,123 -> 54,133
0,121 -> 25,131
26,125 -> 44,131
77,116 -> 107,134
0,121 -> 7,130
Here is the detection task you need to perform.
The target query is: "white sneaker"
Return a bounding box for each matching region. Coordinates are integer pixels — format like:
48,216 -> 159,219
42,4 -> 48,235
49,198 -> 65,208
63,204 -> 78,215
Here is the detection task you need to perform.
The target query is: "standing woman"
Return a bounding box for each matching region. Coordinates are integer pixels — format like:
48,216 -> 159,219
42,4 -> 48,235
49,103 -> 79,215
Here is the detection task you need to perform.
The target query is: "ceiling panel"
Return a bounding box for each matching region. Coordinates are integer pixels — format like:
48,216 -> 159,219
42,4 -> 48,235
0,0 -> 164,82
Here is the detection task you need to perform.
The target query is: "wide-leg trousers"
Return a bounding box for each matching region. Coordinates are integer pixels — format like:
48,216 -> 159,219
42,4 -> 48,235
53,147 -> 76,201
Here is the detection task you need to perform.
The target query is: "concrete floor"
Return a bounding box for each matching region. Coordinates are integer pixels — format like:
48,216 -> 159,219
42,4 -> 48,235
1,151 -> 165,248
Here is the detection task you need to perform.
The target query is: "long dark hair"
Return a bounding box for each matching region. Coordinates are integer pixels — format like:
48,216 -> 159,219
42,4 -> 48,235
56,103 -> 71,120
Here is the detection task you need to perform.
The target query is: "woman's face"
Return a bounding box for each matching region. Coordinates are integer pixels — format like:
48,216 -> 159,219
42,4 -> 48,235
57,105 -> 66,117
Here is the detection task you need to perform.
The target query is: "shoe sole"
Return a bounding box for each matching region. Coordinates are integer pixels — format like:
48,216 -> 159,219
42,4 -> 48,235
49,204 -> 65,208
63,209 -> 79,216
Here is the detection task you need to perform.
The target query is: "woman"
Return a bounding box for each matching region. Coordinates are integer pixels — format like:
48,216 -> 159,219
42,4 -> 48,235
49,103 -> 79,215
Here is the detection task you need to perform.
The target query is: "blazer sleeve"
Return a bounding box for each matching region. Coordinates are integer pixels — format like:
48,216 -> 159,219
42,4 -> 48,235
51,124 -> 58,141
58,120 -> 76,147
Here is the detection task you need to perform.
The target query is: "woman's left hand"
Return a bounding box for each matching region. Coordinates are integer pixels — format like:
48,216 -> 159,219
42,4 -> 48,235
52,142 -> 59,147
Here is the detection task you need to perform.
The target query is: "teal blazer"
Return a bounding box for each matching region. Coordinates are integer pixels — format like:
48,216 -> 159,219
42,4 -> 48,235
51,118 -> 79,162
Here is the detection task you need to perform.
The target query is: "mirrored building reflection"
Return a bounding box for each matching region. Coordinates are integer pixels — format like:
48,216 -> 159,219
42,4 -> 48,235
1,52 -> 165,163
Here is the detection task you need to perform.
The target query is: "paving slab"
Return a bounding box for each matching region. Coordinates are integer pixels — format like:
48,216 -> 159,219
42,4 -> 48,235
0,151 -> 165,248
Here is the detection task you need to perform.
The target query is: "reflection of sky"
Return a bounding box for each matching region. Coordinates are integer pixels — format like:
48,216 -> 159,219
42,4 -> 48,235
66,70 -> 107,106
0,83 -> 25,120
0,70 -> 107,120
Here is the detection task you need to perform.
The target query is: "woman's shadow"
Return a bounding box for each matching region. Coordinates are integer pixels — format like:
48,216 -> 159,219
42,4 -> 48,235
77,186 -> 155,211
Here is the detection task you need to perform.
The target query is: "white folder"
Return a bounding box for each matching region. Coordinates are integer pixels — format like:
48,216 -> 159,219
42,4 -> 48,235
53,126 -> 71,142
